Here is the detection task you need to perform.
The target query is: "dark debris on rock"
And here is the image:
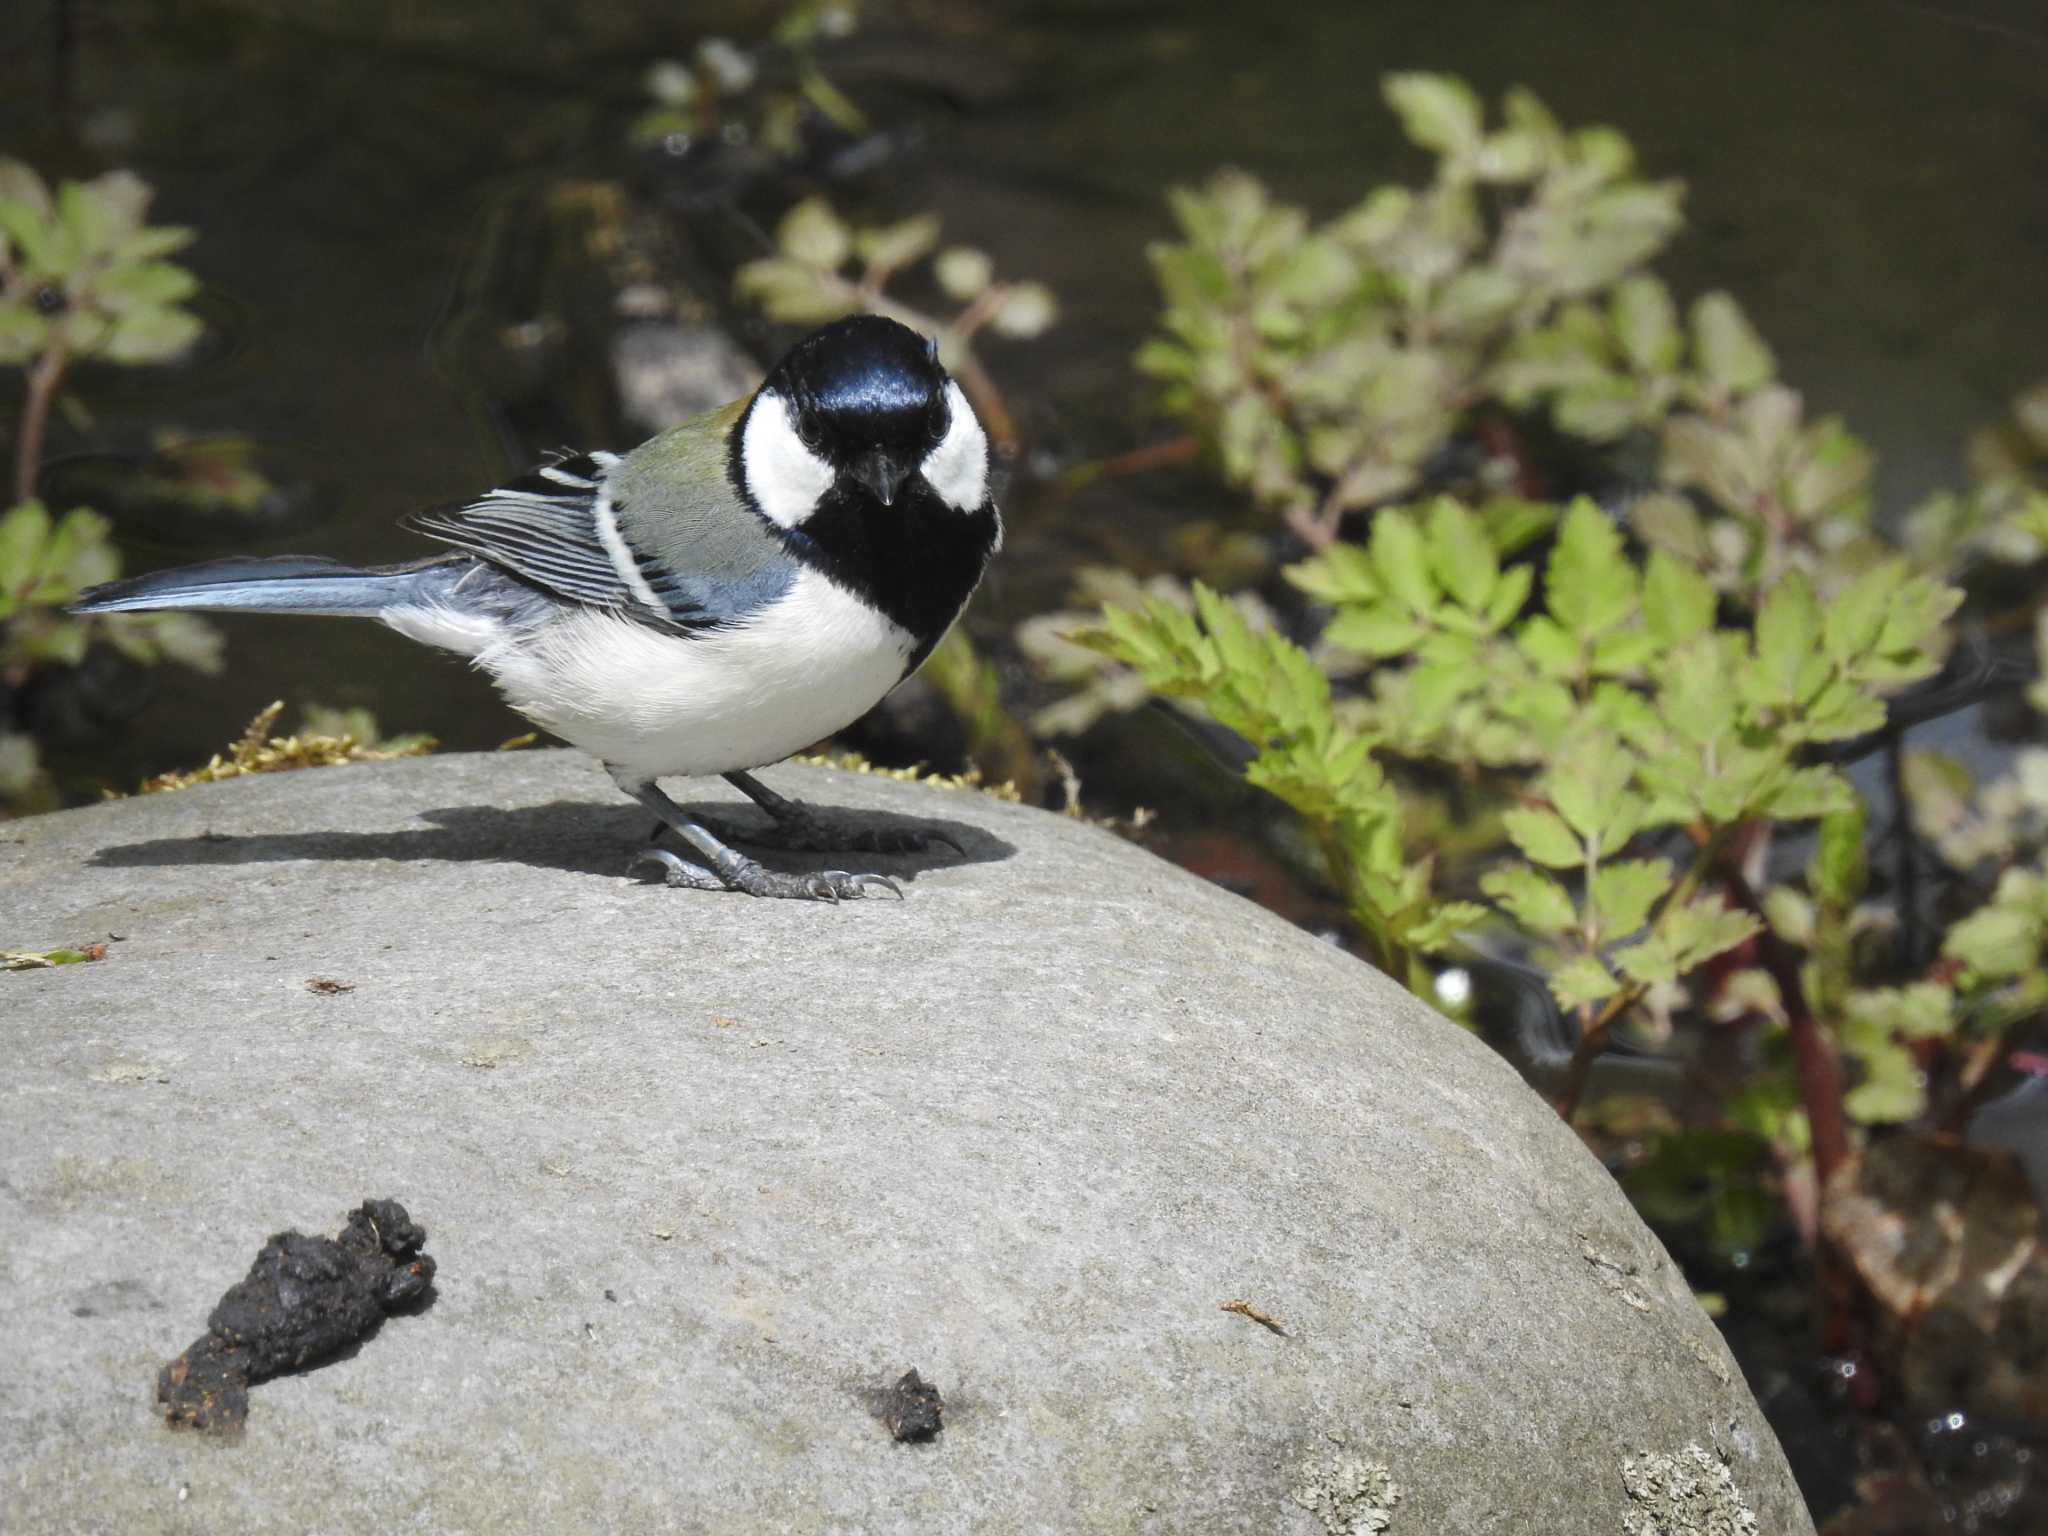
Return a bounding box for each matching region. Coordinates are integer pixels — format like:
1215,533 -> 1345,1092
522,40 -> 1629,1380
156,1199 -> 434,1435
876,1368 -> 944,1442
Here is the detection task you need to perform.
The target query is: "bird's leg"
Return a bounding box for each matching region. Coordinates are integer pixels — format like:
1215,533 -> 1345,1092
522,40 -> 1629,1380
692,769 -> 962,856
611,769 -> 900,901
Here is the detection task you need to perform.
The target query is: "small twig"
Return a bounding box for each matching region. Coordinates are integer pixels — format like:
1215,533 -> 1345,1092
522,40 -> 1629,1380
1219,1298 -> 1288,1336
15,339 -> 67,504
1063,434 -> 1199,488
1555,982 -> 1646,1119
1885,728 -> 1926,971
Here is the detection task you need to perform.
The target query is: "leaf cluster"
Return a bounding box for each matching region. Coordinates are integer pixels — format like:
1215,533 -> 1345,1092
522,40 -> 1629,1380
1136,76 -> 1684,543
0,160 -> 201,368
0,499 -> 222,677
1078,584 -> 1479,965
735,195 -> 1058,346
632,4 -> 868,157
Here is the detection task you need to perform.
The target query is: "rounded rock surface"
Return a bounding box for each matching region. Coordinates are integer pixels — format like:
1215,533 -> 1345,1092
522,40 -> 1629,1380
0,751 -> 1813,1533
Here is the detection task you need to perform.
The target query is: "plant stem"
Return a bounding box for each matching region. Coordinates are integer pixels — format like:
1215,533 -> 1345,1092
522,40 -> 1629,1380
1555,825 -> 1728,1120
14,341 -> 66,505
1720,863 -> 1851,1187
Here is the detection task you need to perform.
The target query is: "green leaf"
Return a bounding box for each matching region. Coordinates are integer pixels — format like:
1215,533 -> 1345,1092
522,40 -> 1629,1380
93,259 -> 198,309
58,179 -> 112,257
1843,1036 -> 1925,1124
777,196 -> 851,268
1502,806 -> 1581,868
1642,549 -> 1715,646
1756,765 -> 1853,821
1591,859 -> 1673,939
1264,237 -> 1357,305
1762,887 -> 1815,947
1753,570 -> 1818,703
0,499 -> 51,587
1425,497 -> 1497,612
935,246 -> 993,300
1382,73 -> 1486,157
1480,497 -> 1558,556
1615,898 -> 1760,984
1285,544 -> 1379,605
991,281 -> 1060,338
1546,498 -> 1636,638
1667,900 -> 1762,972
1847,984 -> 1955,1043
1550,955 -> 1621,1008
1691,291 -> 1775,395
854,212 -> 942,273
100,304 -> 203,364
1324,605 -> 1426,657
1483,563 -> 1534,630
1515,614 -> 1578,676
1433,267 -> 1521,332
1629,492 -> 1707,563
1404,901 -> 1487,955
1481,863 -> 1577,935
1548,752 -> 1628,841
1943,904 -> 2039,982
1369,509 -> 1435,614
1611,274 -> 1681,374
1811,803 -> 1868,909
1822,560 -> 1901,664
733,256 -> 854,323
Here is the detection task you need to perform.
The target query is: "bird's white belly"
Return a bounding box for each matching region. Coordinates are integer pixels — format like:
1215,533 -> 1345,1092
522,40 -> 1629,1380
399,567 -> 916,779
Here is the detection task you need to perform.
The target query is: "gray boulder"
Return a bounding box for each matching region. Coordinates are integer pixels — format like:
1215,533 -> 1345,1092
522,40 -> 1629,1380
0,750 -> 1811,1533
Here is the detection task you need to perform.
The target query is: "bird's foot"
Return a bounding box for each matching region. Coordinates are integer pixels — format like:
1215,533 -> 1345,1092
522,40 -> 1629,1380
693,810 -> 961,858
633,848 -> 902,902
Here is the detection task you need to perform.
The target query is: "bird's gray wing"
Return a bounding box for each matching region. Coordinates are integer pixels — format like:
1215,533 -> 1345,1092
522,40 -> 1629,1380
400,452 -> 744,635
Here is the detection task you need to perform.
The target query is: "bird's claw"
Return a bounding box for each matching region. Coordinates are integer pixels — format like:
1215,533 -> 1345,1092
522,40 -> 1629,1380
633,848 -> 724,890
632,848 -> 900,901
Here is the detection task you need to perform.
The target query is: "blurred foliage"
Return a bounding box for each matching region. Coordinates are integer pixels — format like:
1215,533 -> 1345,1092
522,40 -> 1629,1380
1,162 -> 220,812
633,2 -> 868,158
734,194 -> 1057,448
1060,73 -> 2048,1292
920,628 -> 1040,795
132,700 -> 433,795
0,160 -> 203,374
1903,378 -> 2048,571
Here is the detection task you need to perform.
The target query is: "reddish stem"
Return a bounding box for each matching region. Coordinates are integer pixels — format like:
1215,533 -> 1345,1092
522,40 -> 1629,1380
14,342 -> 65,505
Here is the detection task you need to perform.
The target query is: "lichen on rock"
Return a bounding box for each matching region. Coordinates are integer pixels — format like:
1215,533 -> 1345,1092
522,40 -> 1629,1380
1620,1443 -> 1760,1536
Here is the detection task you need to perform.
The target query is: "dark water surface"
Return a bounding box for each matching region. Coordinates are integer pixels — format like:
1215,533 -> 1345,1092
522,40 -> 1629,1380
4,0 -> 2045,778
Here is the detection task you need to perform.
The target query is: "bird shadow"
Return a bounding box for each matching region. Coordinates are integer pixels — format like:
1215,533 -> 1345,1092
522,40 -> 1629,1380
89,798 -> 1015,886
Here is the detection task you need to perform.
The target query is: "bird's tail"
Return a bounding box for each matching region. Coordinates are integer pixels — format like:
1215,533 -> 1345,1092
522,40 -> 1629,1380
69,555 -> 464,619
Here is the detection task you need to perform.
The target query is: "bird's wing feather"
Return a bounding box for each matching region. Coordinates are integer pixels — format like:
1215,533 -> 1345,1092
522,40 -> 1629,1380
401,452 -> 713,633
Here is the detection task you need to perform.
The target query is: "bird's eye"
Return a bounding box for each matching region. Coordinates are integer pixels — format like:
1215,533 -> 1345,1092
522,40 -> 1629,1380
795,414 -> 825,452
925,398 -> 950,443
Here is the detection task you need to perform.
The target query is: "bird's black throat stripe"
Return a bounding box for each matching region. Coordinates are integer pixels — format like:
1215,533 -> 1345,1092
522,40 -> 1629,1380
779,483 -> 998,672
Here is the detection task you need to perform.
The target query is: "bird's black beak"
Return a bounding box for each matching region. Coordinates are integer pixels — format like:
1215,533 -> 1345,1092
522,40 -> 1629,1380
848,449 -> 911,507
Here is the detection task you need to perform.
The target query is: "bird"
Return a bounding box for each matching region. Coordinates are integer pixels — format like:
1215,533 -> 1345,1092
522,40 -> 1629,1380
71,314 -> 1003,902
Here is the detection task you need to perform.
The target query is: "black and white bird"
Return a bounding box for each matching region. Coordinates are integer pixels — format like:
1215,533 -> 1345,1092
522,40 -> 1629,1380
72,315 -> 1002,901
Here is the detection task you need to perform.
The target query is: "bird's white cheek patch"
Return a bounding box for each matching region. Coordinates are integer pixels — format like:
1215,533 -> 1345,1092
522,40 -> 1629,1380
740,391 -> 836,528
920,382 -> 989,512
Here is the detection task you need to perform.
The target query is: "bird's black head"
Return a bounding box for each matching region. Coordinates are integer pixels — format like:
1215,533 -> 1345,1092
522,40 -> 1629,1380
735,314 -> 992,528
